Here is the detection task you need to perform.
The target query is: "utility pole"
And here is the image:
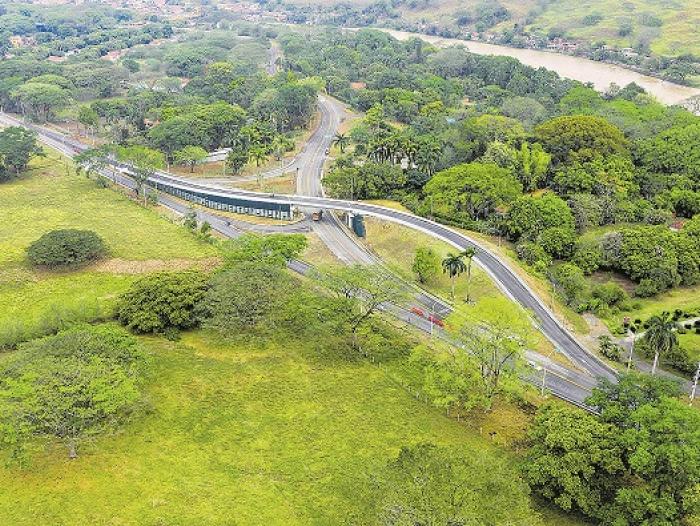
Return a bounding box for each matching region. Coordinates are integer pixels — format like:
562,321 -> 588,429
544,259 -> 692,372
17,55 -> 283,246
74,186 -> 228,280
541,366 -> 547,396
627,326 -> 637,372
690,361 -> 700,405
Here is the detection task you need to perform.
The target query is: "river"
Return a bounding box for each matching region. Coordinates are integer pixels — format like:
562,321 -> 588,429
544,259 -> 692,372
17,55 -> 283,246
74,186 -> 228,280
380,29 -> 700,107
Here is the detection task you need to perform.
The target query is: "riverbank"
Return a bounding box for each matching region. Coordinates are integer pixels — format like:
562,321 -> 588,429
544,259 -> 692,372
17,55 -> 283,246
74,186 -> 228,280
375,28 -> 700,107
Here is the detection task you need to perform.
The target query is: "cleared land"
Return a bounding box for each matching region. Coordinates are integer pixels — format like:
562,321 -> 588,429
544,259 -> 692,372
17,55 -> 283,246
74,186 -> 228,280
0,151 -> 589,526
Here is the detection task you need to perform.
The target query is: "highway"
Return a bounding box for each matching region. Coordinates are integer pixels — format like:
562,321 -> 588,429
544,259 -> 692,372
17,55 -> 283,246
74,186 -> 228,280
0,109 -> 614,406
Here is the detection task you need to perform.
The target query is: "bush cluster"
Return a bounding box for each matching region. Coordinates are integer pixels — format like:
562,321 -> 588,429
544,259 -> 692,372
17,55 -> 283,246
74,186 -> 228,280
27,229 -> 106,268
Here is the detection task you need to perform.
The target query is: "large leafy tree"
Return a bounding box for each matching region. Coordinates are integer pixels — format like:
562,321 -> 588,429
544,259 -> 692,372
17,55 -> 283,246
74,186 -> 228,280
116,271 -> 208,334
425,162 -> 522,221
524,404 -> 625,518
0,326 -> 146,460
635,123 -> 700,183
535,115 -> 629,164
506,192 -> 575,240
528,374 -> 700,525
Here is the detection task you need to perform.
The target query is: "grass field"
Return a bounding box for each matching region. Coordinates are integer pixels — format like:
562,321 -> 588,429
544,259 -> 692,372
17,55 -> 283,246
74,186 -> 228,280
0,152 -> 216,341
0,328 -> 584,525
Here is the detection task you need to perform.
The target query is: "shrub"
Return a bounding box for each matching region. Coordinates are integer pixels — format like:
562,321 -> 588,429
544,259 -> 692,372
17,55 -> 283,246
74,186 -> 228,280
572,239 -> 602,275
537,227 -> 576,259
592,282 -> 628,307
548,263 -> 588,308
635,278 -> 660,297
26,229 -> 106,268
198,263 -> 294,333
598,335 -> 622,361
116,271 -> 208,334
516,241 -> 552,268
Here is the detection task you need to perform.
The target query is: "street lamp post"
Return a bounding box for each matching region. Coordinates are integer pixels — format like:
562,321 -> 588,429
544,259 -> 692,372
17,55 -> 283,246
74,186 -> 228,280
690,361 -> 700,405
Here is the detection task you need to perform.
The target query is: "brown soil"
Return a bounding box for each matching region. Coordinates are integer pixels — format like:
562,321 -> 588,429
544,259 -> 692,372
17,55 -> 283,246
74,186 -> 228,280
92,257 -> 222,275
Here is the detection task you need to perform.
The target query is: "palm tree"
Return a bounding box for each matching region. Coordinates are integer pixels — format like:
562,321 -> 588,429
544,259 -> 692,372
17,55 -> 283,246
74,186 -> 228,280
332,133 -> 350,153
645,311 -> 678,375
461,247 -> 477,303
442,253 -> 466,302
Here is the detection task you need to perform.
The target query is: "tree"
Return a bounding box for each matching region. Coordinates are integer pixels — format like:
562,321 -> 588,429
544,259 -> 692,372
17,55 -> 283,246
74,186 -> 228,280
586,374 -> 699,525
506,192 -> 575,241
116,145 -> 165,205
0,126 -> 43,179
425,163 -> 522,221
535,115 -> 629,165
248,146 -> 268,167
524,404 -> 625,519
372,443 -> 542,525
11,82 -> 69,122
548,263 -> 588,308
517,142 -> 551,191
74,146 -> 111,180
174,145 -> 208,173
198,263 -> 294,333
586,372 -> 682,428
315,265 -> 407,352
411,247 -> 439,284
332,132 -> 349,153
27,229 -> 106,268
454,296 -> 534,407
0,326 -> 146,460
225,147 -> 248,175
461,246 -> 477,303
116,271 -> 208,334
77,106 -> 99,137
644,311 -> 679,375
324,162 -> 406,200
441,253 -> 466,301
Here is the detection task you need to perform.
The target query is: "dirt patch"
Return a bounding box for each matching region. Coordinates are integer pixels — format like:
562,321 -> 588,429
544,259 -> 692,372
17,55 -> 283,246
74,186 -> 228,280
92,257 -> 222,275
